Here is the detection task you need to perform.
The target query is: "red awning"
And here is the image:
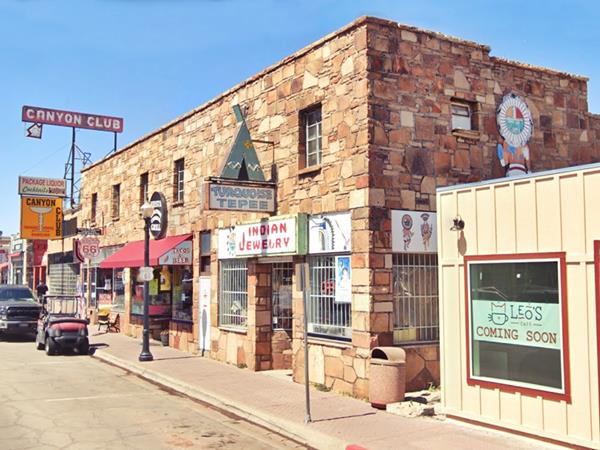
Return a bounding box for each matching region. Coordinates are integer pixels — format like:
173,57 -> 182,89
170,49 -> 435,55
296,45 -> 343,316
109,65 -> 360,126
99,234 -> 192,269
0,262 -> 8,270
9,252 -> 22,259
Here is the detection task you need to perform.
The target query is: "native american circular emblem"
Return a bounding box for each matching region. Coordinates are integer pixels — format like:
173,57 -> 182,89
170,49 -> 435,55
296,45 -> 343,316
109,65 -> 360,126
496,93 -> 533,147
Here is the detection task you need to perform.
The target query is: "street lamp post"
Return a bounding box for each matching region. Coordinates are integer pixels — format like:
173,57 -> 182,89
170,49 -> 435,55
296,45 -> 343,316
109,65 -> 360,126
138,201 -> 154,362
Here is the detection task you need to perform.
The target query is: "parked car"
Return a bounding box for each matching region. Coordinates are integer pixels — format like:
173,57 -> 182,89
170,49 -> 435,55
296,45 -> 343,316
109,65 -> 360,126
0,285 -> 42,338
36,295 -> 89,355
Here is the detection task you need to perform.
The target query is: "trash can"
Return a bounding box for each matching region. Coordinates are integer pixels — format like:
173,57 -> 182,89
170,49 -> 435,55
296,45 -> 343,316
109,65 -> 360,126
369,347 -> 406,409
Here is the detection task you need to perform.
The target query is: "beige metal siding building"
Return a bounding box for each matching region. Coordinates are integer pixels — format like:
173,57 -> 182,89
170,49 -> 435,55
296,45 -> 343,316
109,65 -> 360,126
437,163 -> 600,448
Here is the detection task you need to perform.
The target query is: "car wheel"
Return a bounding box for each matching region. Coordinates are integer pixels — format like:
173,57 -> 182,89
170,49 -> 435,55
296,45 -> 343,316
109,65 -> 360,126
78,340 -> 89,355
45,337 -> 57,356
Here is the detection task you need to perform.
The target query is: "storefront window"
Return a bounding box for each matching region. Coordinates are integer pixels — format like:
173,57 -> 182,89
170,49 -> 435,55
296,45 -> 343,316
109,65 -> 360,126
219,259 -> 247,329
467,256 -> 567,396
96,268 -> 114,308
392,253 -> 438,343
131,267 -> 172,317
172,266 -> 193,321
307,255 -> 351,340
113,269 -> 125,311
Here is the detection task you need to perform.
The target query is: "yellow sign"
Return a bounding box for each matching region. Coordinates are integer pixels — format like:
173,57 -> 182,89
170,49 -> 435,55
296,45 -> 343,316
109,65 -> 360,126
20,196 -> 63,240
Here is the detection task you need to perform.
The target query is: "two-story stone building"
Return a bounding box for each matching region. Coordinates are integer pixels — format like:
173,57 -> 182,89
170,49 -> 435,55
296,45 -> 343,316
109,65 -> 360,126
78,16 -> 599,398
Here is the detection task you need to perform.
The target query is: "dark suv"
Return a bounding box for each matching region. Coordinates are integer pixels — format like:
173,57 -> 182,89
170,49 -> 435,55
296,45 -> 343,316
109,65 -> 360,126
0,285 -> 42,337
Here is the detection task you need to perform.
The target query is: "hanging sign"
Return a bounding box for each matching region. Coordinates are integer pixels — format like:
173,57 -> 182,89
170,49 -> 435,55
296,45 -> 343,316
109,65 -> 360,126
149,192 -> 168,240
18,176 -> 66,197
79,236 -> 100,260
208,182 -> 275,212
22,105 -> 124,133
391,210 -> 437,253
308,212 -> 351,254
20,196 -> 63,240
218,215 -> 307,258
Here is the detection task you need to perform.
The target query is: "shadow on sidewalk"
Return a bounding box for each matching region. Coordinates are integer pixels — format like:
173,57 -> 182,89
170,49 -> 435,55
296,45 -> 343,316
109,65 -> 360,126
311,411 -> 377,423
152,355 -> 199,361
89,343 -> 109,355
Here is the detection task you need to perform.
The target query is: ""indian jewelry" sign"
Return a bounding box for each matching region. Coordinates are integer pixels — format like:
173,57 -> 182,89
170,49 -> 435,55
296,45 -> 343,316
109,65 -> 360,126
218,215 -> 307,258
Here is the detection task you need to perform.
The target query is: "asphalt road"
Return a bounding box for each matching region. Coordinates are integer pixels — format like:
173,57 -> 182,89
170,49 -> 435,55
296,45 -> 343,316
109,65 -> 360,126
0,336 -> 307,450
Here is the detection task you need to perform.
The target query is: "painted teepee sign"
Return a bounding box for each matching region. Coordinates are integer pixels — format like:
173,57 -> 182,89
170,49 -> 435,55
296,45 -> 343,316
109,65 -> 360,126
207,105 -> 276,212
219,105 -> 265,182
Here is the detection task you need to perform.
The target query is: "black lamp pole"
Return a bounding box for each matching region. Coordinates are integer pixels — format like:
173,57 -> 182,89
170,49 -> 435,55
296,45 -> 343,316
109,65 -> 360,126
138,215 -> 153,362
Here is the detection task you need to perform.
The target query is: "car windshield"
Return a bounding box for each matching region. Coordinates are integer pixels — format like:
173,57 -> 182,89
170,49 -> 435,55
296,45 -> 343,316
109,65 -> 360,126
0,288 -> 36,302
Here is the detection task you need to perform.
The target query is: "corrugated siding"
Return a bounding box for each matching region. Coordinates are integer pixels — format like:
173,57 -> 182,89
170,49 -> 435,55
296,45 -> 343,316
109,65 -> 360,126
437,166 -> 600,448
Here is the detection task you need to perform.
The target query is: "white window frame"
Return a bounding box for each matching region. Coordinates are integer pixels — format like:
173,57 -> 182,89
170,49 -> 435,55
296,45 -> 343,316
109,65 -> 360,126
307,255 -> 351,340
451,102 -> 472,131
218,259 -> 248,329
304,107 -> 322,167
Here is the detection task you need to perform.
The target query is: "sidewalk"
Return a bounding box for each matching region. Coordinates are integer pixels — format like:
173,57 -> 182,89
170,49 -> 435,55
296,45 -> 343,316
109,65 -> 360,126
89,332 -> 550,450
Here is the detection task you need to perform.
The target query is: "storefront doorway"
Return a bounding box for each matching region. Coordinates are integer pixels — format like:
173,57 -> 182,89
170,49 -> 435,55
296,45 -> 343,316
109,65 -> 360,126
271,261 -> 293,370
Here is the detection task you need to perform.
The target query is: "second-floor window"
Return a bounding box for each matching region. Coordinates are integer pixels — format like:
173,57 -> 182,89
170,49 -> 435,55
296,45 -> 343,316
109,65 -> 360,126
140,172 -> 148,206
111,184 -> 120,219
451,100 -> 477,131
91,193 -> 97,224
302,106 -> 322,168
174,158 -> 184,204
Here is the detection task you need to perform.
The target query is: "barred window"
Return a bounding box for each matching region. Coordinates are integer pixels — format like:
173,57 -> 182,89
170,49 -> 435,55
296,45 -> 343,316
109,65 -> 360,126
219,259 -> 247,329
307,255 -> 351,340
392,253 -> 439,343
272,262 -> 293,330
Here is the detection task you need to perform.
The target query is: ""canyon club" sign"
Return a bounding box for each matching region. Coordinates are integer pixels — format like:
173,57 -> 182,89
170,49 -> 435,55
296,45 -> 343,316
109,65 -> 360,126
22,105 -> 124,133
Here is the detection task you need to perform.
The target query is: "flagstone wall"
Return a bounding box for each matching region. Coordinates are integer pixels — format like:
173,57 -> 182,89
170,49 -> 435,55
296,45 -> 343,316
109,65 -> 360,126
78,16 -> 599,400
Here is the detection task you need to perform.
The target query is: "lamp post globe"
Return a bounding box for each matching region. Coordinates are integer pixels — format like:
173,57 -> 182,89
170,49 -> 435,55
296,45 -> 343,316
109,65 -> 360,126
138,201 -> 154,362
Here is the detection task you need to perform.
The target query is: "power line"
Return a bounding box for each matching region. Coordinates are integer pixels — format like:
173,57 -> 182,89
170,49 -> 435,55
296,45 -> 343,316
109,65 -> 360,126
20,143 -> 70,175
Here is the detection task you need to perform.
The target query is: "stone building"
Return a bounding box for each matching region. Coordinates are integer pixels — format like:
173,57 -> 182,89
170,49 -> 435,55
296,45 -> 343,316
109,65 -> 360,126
78,16 -> 599,398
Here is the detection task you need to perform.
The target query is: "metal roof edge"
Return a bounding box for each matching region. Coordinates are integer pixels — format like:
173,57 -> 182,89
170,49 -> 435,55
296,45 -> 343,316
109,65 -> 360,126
437,161 -> 600,193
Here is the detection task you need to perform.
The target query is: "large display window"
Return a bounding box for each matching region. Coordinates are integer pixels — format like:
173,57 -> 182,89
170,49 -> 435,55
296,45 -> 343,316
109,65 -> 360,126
131,267 -> 172,317
131,265 -> 192,320
465,253 -> 570,401
96,268 -> 125,311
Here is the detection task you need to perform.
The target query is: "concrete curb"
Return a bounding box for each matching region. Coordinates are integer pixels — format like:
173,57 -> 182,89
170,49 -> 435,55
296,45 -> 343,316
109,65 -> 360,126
92,350 -> 349,450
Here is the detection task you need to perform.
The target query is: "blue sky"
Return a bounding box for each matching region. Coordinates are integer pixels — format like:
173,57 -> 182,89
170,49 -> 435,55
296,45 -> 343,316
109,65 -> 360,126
1,0 -> 599,235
